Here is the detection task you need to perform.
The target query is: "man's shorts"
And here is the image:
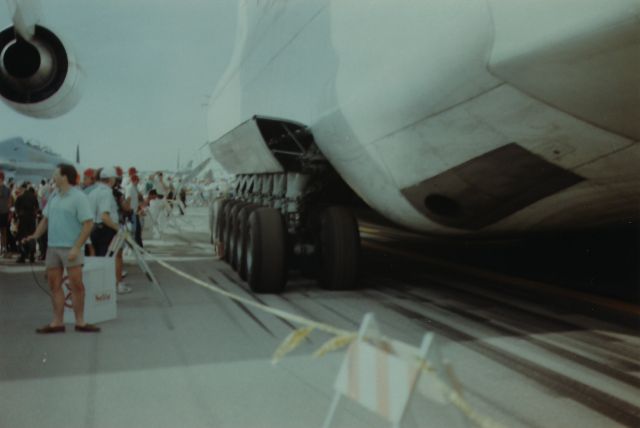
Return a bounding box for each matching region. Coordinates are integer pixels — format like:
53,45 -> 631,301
45,247 -> 84,269
0,212 -> 8,228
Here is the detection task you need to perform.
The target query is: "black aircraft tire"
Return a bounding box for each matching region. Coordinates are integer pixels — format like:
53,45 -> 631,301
247,207 -> 286,294
222,201 -> 238,262
215,199 -> 231,243
210,198 -> 225,245
318,206 -> 360,290
229,202 -> 250,270
236,204 -> 260,281
214,199 -> 231,257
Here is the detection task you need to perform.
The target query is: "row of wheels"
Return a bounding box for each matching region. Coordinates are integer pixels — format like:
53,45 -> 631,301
211,199 -> 360,293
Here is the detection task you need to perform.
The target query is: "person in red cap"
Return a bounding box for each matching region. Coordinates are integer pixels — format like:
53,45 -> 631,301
82,168 -> 97,195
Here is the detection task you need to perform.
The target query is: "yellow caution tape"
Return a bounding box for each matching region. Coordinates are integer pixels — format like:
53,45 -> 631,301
272,326 -> 315,365
313,333 -> 357,358
418,363 -> 507,428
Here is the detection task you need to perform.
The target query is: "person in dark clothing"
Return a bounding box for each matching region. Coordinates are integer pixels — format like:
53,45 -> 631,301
0,171 -> 11,257
5,180 -> 19,254
36,179 -> 51,260
14,184 -> 39,263
179,187 -> 187,206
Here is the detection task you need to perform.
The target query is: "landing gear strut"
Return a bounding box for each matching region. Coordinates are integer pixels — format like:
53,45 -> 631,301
207,117 -> 361,293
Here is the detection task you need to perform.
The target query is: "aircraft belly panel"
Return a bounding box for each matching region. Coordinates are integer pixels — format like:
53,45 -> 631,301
371,85 -> 634,191
400,143 -> 585,230
497,144 -> 640,231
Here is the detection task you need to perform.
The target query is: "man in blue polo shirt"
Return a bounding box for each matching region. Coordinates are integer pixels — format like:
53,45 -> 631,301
25,164 -> 99,333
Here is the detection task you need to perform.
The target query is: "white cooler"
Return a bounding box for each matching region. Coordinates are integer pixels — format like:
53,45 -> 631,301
63,256 -> 117,324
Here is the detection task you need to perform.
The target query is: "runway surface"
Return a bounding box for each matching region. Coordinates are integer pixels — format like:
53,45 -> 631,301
0,207 -> 638,428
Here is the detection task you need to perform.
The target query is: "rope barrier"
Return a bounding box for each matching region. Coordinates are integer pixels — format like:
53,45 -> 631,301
123,234 -> 354,339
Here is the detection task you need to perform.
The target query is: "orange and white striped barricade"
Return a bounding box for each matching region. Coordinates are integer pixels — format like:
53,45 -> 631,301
323,313 -> 437,428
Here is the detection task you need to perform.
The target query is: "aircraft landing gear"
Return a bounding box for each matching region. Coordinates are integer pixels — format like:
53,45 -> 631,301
206,117 -> 362,293
235,203 -> 259,281
212,197 -> 360,293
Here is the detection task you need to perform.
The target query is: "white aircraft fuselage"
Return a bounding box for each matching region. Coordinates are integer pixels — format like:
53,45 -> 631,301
207,0 -> 640,236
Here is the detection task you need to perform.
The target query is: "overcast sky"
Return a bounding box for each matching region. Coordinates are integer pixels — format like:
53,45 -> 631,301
0,0 -> 236,171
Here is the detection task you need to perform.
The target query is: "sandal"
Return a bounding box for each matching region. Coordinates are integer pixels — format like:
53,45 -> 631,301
75,324 -> 101,333
36,325 -> 65,334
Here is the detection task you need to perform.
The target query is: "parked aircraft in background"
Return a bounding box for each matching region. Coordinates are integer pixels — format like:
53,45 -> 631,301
1,0 -> 638,293
0,136 -> 70,184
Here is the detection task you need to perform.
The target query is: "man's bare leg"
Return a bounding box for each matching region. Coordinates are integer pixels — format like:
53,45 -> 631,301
67,265 -> 85,326
47,267 -> 65,326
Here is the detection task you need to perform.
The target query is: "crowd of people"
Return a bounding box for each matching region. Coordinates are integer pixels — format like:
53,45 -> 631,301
0,164 -> 194,334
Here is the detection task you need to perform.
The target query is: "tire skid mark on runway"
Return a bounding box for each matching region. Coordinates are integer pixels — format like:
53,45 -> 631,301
369,278 -> 640,389
369,270 -> 639,364
187,264 -> 252,338
379,300 -> 640,427
305,299 -> 361,328
431,280 -> 640,360
414,268 -> 640,327
483,308 -> 640,373
215,269 -> 299,333
488,313 -> 640,374
276,294 -> 323,323
389,274 -> 640,374
207,275 -> 276,338
433,298 -> 640,390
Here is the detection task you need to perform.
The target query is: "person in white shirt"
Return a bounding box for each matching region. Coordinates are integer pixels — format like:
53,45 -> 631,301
88,167 -> 131,294
126,172 -> 143,247
148,172 -> 170,237
152,172 -> 167,198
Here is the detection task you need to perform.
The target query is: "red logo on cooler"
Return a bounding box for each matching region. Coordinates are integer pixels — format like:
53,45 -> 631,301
95,294 -> 111,302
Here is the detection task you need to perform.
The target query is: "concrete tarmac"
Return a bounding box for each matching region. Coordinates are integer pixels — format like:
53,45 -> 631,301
1,207 -> 638,428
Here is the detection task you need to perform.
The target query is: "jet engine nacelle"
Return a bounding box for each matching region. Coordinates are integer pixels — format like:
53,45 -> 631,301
0,24 -> 80,118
